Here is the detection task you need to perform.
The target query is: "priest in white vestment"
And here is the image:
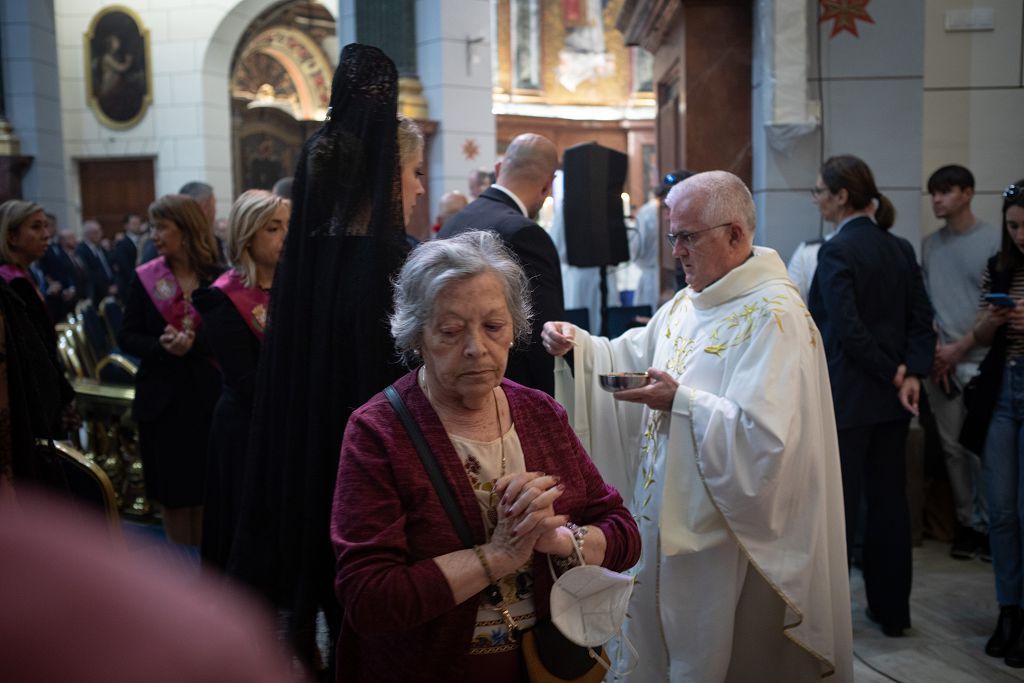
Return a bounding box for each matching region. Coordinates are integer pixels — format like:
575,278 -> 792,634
541,171 -> 852,682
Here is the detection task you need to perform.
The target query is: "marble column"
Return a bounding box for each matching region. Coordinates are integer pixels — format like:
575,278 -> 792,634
354,0 -> 428,119
0,18 -> 32,202
0,0 -> 67,219
415,0 -> 495,227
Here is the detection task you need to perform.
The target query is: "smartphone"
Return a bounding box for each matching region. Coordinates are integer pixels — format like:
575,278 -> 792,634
985,293 -> 1017,308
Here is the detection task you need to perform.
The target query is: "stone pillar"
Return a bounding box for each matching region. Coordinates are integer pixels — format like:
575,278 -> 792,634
354,0 -> 428,119
0,0 -> 68,221
0,14 -> 32,202
415,0 -> 495,228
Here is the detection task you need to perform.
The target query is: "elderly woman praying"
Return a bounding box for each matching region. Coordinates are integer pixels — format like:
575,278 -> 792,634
330,230 -> 639,682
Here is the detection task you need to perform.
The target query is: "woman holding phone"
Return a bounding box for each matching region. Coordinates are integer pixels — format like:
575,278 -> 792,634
975,180 -> 1024,666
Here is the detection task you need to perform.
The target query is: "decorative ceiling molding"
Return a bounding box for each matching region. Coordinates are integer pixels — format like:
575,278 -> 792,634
615,0 -> 682,53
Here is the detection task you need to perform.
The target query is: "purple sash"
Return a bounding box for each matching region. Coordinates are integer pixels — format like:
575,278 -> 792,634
136,257 -> 202,332
212,269 -> 269,340
0,264 -> 44,303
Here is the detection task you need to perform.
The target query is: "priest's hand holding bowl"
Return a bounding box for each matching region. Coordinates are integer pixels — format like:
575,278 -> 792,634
542,321 -> 678,412
607,367 -> 678,412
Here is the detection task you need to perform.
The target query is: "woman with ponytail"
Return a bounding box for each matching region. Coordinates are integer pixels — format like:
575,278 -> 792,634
808,154 -> 936,638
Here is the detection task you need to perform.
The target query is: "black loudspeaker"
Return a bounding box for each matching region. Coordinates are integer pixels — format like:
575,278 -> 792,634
562,142 -> 630,268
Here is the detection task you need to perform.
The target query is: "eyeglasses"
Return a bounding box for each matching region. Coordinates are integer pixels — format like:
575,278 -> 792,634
810,186 -> 830,197
1004,185 -> 1022,200
666,222 -> 732,248
663,172 -> 682,186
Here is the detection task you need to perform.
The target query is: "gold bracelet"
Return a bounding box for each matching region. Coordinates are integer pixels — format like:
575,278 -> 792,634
473,544 -> 497,585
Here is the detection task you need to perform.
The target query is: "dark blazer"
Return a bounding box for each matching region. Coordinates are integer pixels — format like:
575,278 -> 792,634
809,217 -> 935,430
111,237 -> 139,299
192,285 -> 262,570
118,273 -> 221,423
43,247 -> 90,319
75,241 -> 115,302
438,186 -> 564,395
139,238 -> 159,265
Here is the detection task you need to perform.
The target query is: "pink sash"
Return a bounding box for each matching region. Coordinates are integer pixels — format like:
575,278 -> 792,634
0,263 -> 44,304
212,269 -> 269,340
136,257 -> 202,332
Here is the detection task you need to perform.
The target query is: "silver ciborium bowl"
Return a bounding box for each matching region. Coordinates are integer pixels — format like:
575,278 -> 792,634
598,372 -> 650,392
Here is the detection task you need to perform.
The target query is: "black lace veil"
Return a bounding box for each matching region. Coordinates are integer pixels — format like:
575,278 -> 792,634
227,44 -> 409,663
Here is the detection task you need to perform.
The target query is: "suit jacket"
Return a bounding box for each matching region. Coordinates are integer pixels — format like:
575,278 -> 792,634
118,272 -> 221,423
438,187 -> 564,395
111,237 -> 138,299
76,241 -> 115,302
139,238 -> 159,265
38,245 -> 88,320
808,217 -> 935,430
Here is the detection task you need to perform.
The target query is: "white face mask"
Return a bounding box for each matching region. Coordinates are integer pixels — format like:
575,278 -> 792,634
549,562 -> 633,647
546,547 -> 638,676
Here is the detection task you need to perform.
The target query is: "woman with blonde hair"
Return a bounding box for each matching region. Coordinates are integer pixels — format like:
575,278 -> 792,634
119,194 -> 224,546
0,200 -> 76,486
193,189 -> 289,570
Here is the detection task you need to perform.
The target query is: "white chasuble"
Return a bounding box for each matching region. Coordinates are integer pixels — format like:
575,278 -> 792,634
554,248 -> 852,682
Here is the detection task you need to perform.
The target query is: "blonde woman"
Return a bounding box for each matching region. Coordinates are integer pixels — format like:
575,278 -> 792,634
119,194 -> 224,546
0,200 -> 76,484
192,189 -> 289,570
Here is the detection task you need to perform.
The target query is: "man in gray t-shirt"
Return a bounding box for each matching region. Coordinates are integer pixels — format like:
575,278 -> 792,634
921,165 -> 1001,560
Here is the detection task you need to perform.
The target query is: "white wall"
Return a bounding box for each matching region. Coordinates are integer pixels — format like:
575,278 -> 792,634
2,0 -> 71,228
753,0 -> 925,259
53,0 -> 337,225
753,0 -> 1022,261
922,0 -> 1024,235
416,0 -> 495,219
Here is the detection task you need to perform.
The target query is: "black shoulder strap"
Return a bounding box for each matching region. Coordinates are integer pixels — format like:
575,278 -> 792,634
383,384 -> 475,549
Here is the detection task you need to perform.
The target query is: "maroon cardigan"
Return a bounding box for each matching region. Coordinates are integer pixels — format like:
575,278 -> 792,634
331,370 -> 640,682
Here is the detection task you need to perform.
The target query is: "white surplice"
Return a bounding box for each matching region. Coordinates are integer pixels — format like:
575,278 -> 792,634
554,247 -> 852,682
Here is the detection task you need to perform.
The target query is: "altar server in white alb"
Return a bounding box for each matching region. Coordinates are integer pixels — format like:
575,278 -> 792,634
541,171 -> 852,682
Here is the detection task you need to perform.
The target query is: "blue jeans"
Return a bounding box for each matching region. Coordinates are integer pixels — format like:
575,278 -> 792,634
984,360 -> 1024,606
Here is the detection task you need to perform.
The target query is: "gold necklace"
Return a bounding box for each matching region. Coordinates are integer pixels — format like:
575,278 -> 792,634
489,387 -> 506,527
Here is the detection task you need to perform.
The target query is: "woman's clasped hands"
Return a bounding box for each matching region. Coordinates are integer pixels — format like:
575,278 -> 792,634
484,472 -> 567,576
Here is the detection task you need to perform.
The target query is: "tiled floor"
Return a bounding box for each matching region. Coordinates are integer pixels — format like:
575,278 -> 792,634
852,540 -> 1024,682
117,519 -> 1019,681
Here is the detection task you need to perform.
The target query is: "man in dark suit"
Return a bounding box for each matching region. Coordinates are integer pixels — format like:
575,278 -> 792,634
46,229 -> 90,319
439,133 -> 564,395
76,219 -> 117,302
112,212 -> 147,299
808,155 -> 935,638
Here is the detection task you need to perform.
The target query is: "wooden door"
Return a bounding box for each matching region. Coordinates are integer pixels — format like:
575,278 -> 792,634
78,158 -> 155,237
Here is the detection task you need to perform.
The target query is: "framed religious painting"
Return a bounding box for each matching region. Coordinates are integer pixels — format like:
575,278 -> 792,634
84,5 -> 152,130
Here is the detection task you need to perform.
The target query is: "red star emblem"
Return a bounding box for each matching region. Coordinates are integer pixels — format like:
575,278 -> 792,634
462,139 -> 479,161
819,0 -> 875,38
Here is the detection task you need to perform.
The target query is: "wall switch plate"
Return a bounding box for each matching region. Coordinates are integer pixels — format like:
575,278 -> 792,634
944,8 -> 995,32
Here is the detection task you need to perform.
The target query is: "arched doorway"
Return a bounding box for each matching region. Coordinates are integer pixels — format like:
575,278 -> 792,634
229,1 -> 337,196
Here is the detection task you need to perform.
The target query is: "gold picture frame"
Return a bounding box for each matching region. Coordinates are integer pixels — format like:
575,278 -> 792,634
84,5 -> 152,130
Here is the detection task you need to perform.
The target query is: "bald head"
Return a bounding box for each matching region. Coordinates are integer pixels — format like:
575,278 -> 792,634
436,191 -> 468,228
496,133 -> 559,218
